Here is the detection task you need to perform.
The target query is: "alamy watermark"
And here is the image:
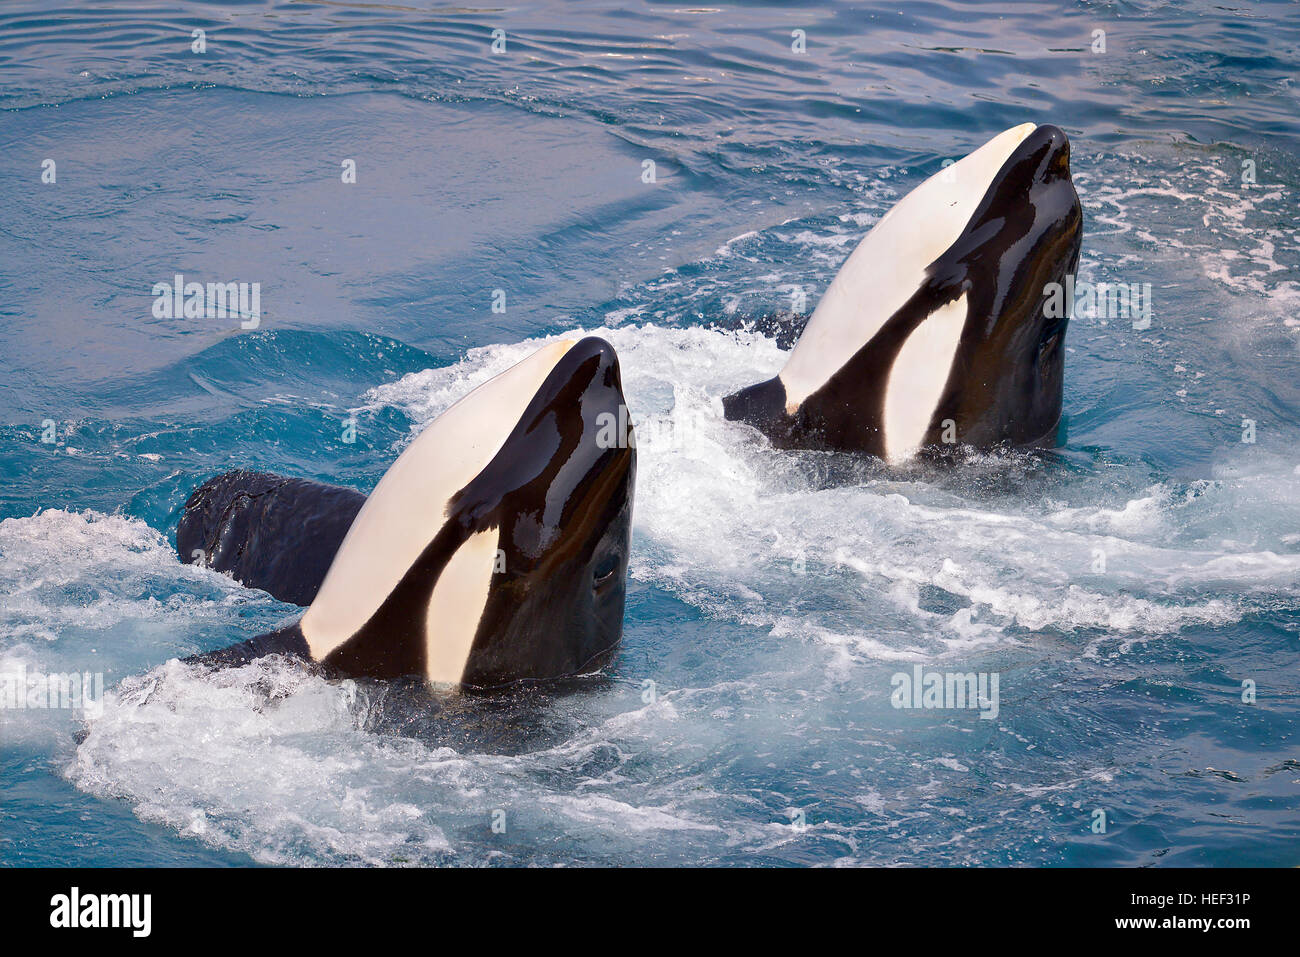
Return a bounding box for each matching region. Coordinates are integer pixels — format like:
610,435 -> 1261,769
1043,275 -> 1152,329
1,665 -> 104,718
890,665 -> 999,720
50,887 -> 150,937
595,404 -> 708,453
152,273 -> 261,329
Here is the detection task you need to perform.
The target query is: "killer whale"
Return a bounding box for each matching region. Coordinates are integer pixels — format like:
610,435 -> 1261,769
181,336 -> 636,690
723,123 -> 1083,463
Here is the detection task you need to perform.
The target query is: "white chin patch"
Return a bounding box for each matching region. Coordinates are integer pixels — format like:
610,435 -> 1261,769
424,527 -> 501,685
882,293 -> 969,463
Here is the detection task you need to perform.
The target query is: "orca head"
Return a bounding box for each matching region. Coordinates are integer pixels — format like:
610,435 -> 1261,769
299,337 -> 636,690
724,123 -> 1083,463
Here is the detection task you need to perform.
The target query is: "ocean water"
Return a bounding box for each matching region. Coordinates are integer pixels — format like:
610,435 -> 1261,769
2,0 -> 1298,867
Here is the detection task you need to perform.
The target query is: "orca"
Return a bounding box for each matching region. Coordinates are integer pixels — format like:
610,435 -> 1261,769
182,336 -> 636,690
723,123 -> 1083,463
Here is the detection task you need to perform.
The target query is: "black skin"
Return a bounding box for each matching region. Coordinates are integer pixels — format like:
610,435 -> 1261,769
723,124 -> 1083,459
176,470 -> 365,607
322,337 -> 636,687
182,337 -> 635,692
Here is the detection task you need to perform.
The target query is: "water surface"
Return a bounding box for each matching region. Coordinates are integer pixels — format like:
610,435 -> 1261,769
2,0 -> 1298,866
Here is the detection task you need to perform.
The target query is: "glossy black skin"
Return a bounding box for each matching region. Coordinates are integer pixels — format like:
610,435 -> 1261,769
723,125 -> 1083,458
184,337 -> 636,691
457,345 -> 634,688
177,470 -> 365,607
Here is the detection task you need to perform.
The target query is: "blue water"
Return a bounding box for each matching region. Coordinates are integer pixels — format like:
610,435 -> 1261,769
2,0 -> 1299,866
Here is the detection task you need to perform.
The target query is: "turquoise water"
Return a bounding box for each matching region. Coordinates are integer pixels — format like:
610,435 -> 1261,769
2,0 -> 1298,866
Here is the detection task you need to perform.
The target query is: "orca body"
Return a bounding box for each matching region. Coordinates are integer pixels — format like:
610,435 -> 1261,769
184,336 -> 636,690
723,123 -> 1083,463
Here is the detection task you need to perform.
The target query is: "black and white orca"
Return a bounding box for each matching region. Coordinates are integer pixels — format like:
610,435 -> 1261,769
181,336 -> 636,690
723,123 -> 1083,463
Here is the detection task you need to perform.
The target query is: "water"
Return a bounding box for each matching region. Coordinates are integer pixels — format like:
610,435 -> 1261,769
2,0 -> 1298,867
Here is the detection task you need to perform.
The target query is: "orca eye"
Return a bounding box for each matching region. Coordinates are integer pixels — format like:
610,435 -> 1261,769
593,553 -> 619,587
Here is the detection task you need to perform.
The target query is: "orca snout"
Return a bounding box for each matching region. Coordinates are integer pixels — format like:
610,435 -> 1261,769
567,335 -> 625,399
1021,123 -> 1073,185
548,335 -> 633,448
454,335 -> 636,688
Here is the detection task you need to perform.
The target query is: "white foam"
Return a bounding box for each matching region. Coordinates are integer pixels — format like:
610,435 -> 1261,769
70,658 -> 456,866
25,322 -> 1300,865
363,324 -> 1297,656
0,509 -> 254,644
69,656 -> 737,864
